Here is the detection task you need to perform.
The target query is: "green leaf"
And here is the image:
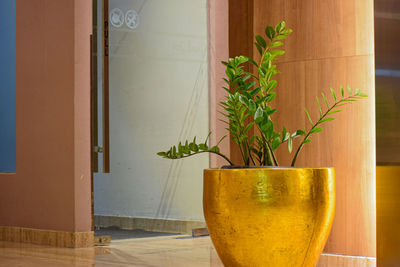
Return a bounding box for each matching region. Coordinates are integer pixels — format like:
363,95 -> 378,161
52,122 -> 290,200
190,143 -> 199,152
321,93 -> 329,108
248,58 -> 258,67
265,92 -> 276,103
266,108 -> 277,116
330,88 -> 337,102
258,67 -> 265,77
304,108 -> 313,125
237,55 -> 249,65
178,142 -> 183,153
222,78 -> 230,85
354,88 -> 368,97
239,95 -> 249,106
340,86 -> 345,98
347,85 -> 352,95
316,96 -> 322,116
318,117 -> 335,124
266,80 -> 278,92
282,127 -> 288,142
210,146 -> 220,153
205,132 -> 212,144
222,87 -> 230,93
272,137 -> 281,150
288,137 -> 293,153
199,143 -> 208,150
250,87 -> 261,97
265,25 -> 275,40
254,107 -> 264,122
327,110 -> 342,115
263,120 -> 274,139
310,127 -> 322,134
216,135 -> 227,146
245,80 -> 256,90
242,74 -> 251,82
281,28 -> 293,35
248,100 -> 256,112
254,42 -> 263,55
255,35 -> 266,48
275,21 -> 286,33
274,35 -> 287,40
303,139 -> 311,144
335,103 -> 350,107
293,130 -> 306,137
270,49 -> 285,56
244,122 -> 254,134
269,41 -> 283,49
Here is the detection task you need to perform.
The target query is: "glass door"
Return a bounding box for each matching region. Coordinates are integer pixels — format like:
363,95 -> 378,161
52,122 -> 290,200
92,0 -> 210,230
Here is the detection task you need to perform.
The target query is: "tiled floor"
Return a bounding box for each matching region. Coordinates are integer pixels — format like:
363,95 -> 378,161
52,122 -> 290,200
0,236 -> 223,267
0,236 -> 377,266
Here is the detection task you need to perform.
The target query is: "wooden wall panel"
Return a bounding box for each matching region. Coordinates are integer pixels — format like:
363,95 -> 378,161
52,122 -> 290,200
228,0 -> 254,165
227,0 -> 375,257
252,0 -> 374,62
252,0 -> 376,257
272,56 -> 376,256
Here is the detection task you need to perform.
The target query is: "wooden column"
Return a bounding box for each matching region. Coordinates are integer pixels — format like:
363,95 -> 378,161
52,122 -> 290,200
228,0 -> 255,165
251,0 -> 376,257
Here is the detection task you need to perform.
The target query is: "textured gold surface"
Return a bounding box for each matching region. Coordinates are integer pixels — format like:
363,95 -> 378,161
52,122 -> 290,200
203,168 -> 335,267
377,165 -> 400,266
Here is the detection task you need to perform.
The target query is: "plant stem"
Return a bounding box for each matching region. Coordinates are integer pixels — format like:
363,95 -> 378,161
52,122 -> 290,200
290,97 -> 350,166
256,36 -> 276,99
256,124 -> 277,166
266,141 -> 279,166
170,150 -> 234,166
246,139 -> 256,166
254,38 -> 280,167
231,97 -> 255,165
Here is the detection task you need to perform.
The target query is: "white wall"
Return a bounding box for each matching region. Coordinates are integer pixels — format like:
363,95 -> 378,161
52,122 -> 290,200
94,0 -> 209,222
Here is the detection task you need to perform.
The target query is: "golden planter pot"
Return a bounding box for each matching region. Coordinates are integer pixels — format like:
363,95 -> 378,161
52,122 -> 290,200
203,168 -> 335,267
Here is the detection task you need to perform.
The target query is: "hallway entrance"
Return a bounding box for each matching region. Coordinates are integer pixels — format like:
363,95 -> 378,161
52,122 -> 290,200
91,0 -> 210,241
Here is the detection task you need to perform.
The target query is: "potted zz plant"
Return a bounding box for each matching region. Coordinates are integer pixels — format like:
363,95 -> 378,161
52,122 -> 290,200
158,21 -> 367,267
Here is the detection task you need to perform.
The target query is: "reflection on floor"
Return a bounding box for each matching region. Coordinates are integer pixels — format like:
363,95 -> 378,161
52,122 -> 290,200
0,236 -> 222,267
0,236 -> 377,266
95,226 -> 179,240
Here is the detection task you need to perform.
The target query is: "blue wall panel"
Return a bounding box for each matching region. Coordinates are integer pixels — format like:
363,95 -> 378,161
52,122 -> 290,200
0,0 -> 16,172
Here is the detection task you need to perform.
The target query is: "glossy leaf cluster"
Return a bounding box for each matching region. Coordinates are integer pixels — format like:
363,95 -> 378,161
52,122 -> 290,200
157,21 -> 367,166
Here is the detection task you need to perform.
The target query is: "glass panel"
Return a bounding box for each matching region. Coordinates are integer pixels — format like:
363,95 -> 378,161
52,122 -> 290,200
0,0 -> 16,173
94,0 -> 209,222
375,0 -> 400,164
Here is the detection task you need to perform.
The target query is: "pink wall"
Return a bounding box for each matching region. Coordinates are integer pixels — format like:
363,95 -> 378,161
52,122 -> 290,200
208,0 -> 230,168
0,0 -> 92,233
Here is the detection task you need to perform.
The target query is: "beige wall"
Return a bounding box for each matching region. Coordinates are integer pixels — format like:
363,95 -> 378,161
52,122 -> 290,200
0,0 -> 92,233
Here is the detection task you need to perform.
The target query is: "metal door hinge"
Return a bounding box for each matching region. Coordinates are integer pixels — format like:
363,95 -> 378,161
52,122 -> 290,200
94,146 -> 104,153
